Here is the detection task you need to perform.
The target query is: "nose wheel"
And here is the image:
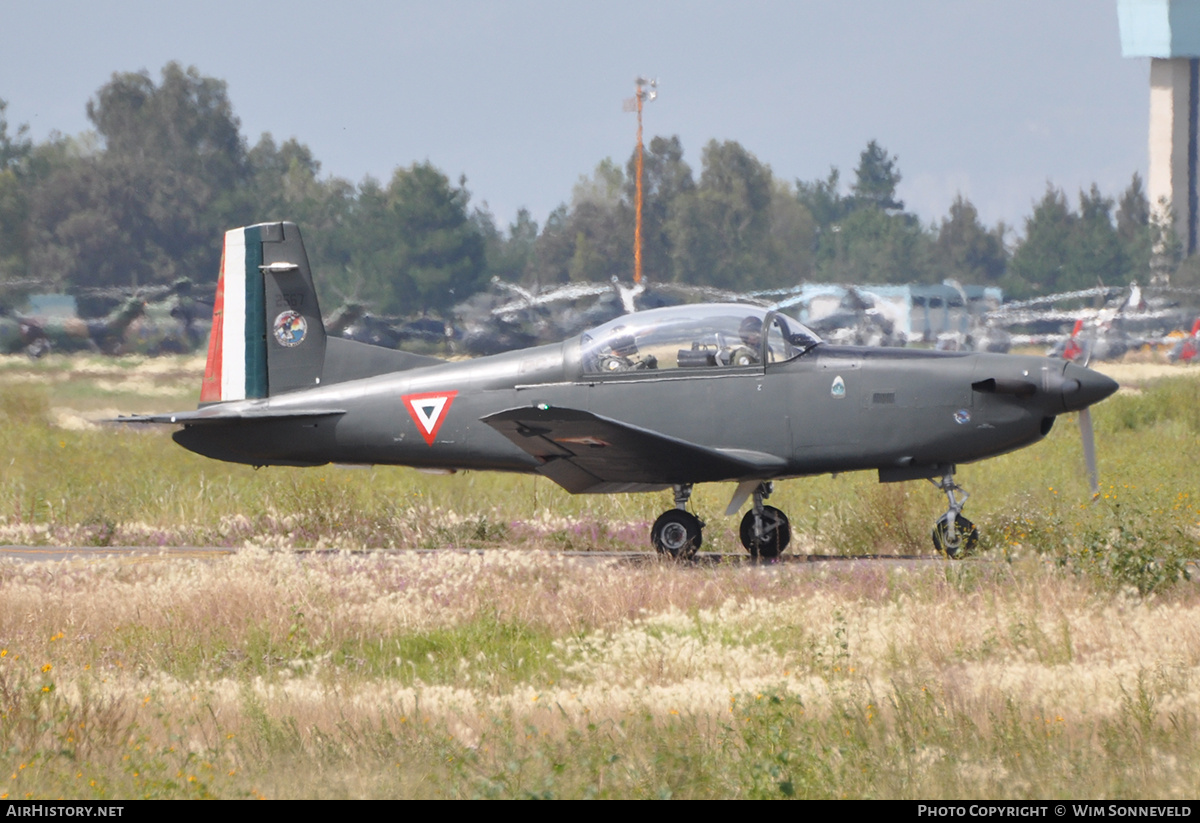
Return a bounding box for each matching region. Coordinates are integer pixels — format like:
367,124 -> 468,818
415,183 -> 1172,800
929,470 -> 977,558
932,513 -> 978,558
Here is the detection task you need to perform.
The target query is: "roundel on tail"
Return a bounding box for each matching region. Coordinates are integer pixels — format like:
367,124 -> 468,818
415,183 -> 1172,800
274,310 -> 308,347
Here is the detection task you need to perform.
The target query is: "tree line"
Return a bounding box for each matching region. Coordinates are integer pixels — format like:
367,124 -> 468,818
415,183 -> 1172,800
1,63 -> 1193,318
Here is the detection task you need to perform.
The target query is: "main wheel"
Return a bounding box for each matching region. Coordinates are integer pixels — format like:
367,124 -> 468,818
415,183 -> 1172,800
651,510 -> 703,559
739,505 -> 791,560
931,514 -> 978,558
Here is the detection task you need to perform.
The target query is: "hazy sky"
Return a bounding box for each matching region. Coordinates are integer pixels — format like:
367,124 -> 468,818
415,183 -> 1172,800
0,1 -> 1150,237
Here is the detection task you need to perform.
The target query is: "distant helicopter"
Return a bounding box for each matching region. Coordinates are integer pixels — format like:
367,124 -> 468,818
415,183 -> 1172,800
13,296 -> 144,357
120,280 -> 211,355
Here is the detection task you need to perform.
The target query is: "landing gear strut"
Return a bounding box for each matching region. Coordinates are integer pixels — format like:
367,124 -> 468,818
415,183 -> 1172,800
929,470 -> 978,558
738,482 -> 791,560
651,484 -> 703,559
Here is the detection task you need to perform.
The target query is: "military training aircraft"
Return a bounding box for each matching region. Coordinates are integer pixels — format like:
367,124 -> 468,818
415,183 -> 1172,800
120,222 -> 1119,560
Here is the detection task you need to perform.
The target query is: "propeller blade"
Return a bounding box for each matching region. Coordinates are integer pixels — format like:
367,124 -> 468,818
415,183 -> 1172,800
1079,406 -> 1099,498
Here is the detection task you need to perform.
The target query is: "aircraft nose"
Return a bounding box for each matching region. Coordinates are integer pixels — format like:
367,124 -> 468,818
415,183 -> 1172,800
1060,362 -> 1118,411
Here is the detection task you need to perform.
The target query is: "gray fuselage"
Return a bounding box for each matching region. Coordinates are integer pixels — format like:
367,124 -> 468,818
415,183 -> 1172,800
173,339 -> 1104,487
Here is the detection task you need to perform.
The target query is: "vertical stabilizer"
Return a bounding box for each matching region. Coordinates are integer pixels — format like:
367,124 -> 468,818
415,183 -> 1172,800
200,222 -> 326,403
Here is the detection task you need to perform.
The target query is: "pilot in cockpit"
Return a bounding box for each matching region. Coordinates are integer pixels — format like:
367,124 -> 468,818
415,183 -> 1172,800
727,315 -> 763,366
597,327 -> 657,372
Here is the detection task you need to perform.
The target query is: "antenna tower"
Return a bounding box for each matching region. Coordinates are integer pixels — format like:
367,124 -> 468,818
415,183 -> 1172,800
624,77 -> 657,283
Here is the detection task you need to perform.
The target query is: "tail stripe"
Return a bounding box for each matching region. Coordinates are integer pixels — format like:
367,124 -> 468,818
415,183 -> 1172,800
216,226 -> 268,401
242,225 -> 267,399
221,228 -> 247,400
199,249 -> 226,403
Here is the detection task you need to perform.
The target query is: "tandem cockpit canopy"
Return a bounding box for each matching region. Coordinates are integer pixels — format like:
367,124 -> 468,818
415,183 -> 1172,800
579,304 -> 820,375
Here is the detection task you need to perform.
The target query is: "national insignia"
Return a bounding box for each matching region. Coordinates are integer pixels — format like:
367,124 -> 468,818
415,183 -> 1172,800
273,310 -> 307,347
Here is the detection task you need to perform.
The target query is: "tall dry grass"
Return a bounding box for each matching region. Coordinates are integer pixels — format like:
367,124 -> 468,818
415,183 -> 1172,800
2,550 -> 1199,798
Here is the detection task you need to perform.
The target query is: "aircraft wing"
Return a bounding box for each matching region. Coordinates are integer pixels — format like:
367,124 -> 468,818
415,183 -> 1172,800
111,406 -> 345,425
482,405 -> 784,494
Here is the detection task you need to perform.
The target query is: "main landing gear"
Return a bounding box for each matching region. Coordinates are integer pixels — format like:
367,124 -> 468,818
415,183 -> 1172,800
930,469 -> 978,558
650,482 -> 793,561
738,482 -> 791,560
651,484 -> 704,559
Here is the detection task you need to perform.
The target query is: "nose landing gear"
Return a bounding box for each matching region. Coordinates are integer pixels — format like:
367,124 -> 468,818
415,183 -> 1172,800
930,470 -> 978,558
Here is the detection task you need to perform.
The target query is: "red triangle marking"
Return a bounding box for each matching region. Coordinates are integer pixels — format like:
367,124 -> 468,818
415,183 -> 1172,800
402,390 -> 458,446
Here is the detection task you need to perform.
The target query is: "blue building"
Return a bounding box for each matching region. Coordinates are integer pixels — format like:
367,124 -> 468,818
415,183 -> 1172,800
1118,0 -> 1200,255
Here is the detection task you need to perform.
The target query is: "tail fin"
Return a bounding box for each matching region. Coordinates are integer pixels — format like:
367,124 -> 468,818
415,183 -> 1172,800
200,222 -> 326,403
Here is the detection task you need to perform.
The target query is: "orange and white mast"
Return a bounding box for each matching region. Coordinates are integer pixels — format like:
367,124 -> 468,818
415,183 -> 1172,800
624,77 -> 657,283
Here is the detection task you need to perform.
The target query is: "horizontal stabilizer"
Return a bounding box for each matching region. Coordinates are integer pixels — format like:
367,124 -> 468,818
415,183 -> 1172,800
482,405 -> 780,494
110,405 -> 345,426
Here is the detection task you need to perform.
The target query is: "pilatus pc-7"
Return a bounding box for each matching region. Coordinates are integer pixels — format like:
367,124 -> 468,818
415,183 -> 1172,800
122,222 -> 1118,559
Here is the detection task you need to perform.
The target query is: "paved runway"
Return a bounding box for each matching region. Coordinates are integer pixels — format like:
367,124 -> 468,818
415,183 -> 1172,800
0,545 -> 236,563
0,544 -> 949,566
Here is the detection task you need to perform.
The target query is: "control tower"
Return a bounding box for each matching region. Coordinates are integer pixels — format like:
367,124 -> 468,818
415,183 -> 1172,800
1119,0 -> 1200,255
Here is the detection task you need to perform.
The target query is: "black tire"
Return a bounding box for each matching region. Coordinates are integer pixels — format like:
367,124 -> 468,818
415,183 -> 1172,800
739,505 -> 791,560
931,514 -> 978,558
651,510 -> 703,559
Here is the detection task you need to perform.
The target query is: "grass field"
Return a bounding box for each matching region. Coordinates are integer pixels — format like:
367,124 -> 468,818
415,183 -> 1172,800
1,353 -> 1199,798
